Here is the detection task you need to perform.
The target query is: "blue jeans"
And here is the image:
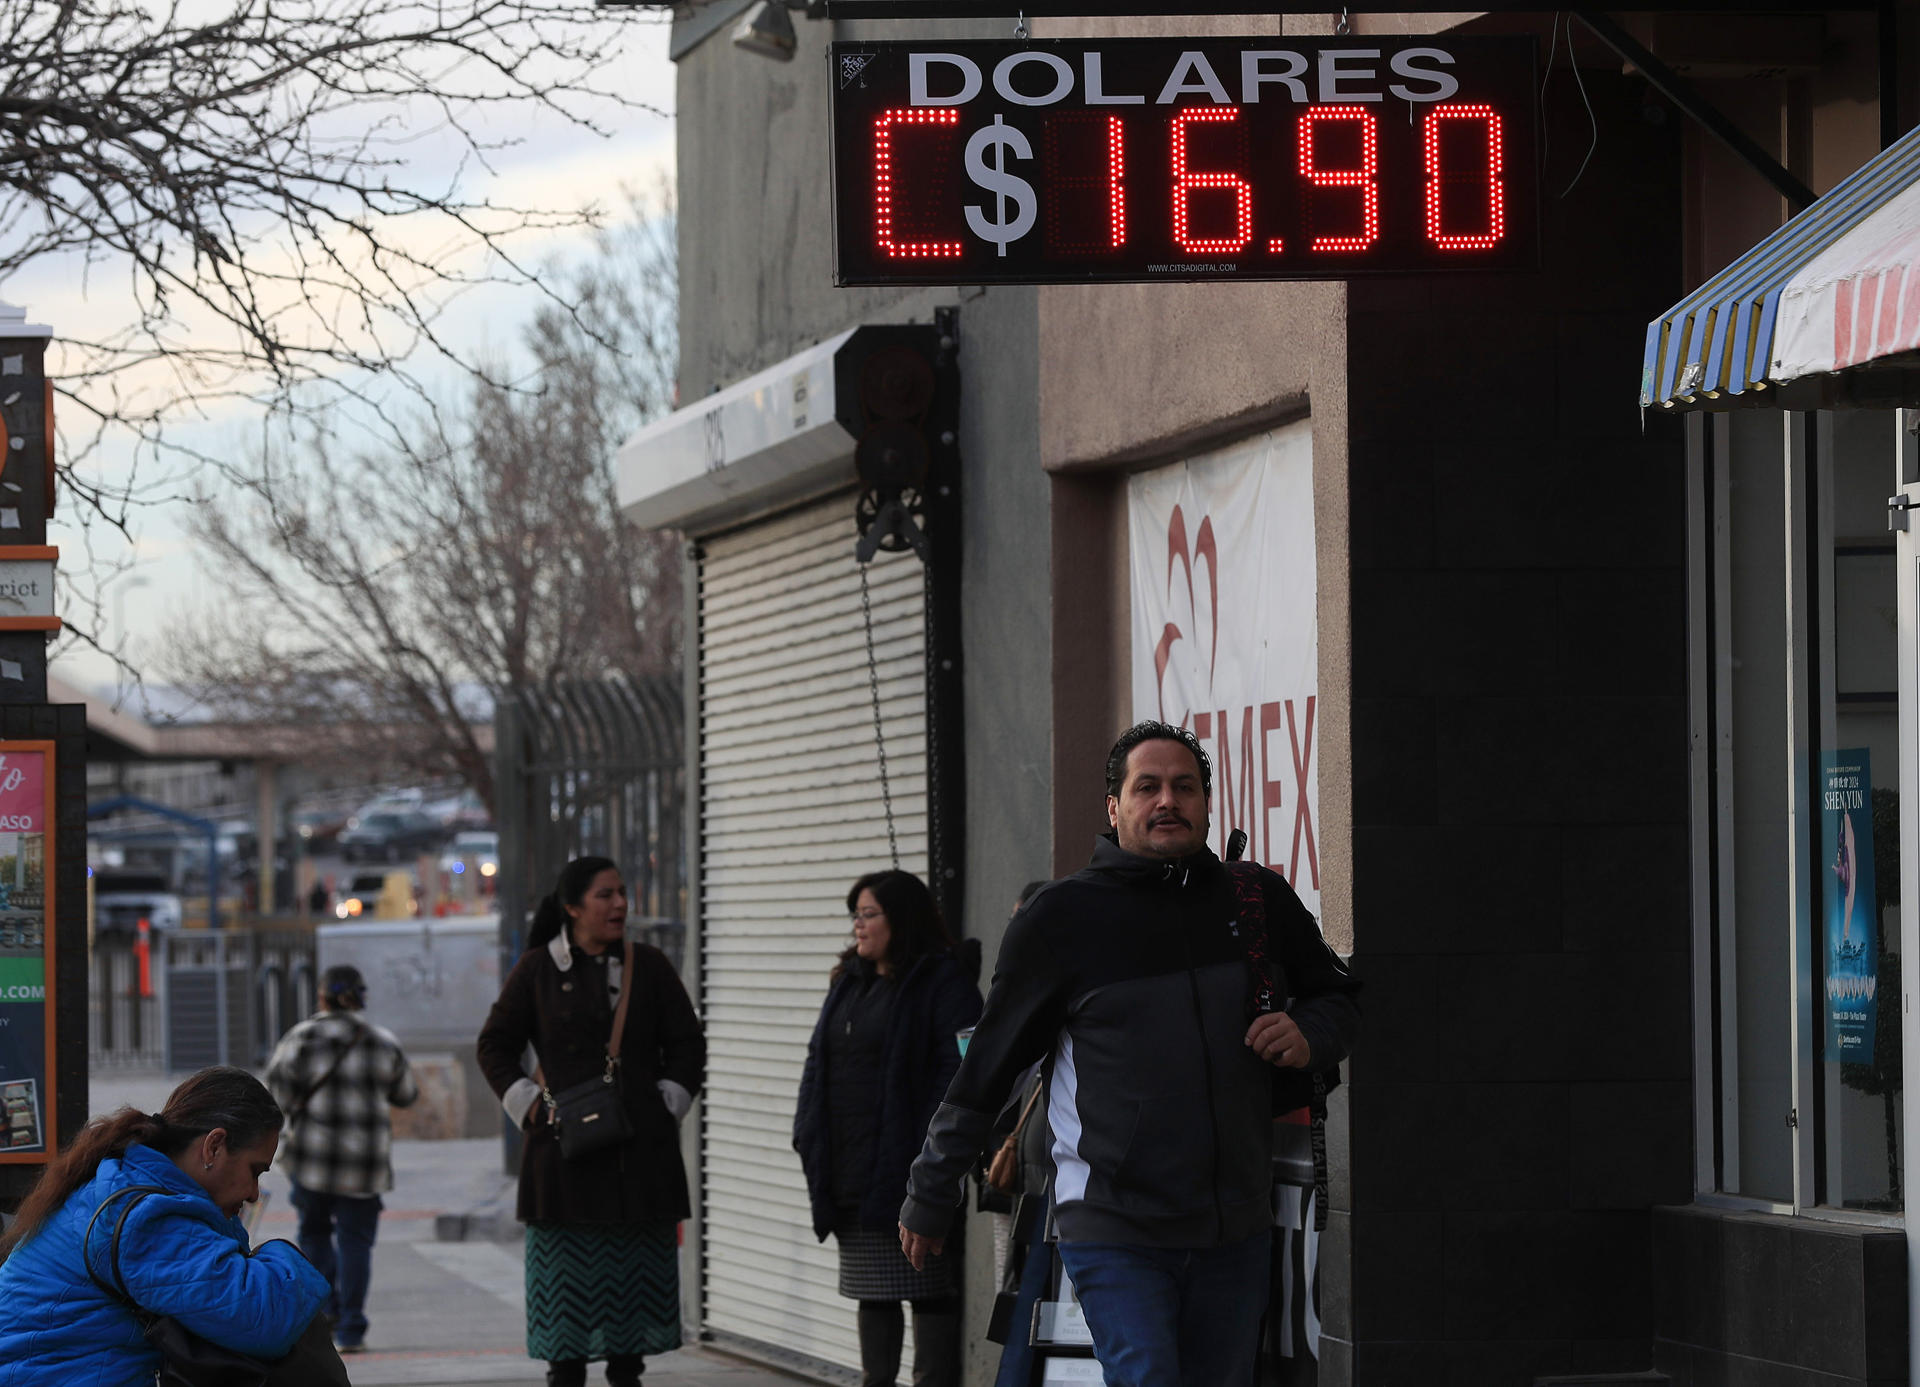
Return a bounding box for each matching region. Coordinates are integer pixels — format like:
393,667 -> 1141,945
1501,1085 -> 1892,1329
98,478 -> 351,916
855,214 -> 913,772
1056,1230 -> 1272,1387
289,1182 -> 383,1345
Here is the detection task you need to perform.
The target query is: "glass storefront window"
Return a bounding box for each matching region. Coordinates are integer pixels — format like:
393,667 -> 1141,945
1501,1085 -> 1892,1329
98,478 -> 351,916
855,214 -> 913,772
1692,409 -> 1904,1214
1714,410 -> 1796,1201
1816,410 -> 1902,1212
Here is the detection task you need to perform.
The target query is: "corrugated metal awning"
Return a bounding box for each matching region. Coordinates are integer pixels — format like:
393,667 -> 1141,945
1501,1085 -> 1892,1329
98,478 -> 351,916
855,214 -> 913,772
1641,120 -> 1920,412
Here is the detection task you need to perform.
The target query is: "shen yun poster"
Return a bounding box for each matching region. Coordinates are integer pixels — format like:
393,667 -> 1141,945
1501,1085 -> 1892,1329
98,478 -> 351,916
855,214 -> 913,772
1823,750 -> 1879,1064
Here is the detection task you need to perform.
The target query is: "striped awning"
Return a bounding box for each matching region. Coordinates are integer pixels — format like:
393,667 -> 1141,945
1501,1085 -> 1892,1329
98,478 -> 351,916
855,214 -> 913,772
1641,120 -> 1920,412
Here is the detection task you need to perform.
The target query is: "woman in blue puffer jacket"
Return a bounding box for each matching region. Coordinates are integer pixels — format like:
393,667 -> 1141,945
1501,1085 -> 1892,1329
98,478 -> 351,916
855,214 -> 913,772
0,1065 -> 330,1384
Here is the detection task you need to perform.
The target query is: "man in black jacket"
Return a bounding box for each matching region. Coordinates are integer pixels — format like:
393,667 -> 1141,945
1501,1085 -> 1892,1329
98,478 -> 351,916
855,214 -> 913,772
898,721 -> 1359,1387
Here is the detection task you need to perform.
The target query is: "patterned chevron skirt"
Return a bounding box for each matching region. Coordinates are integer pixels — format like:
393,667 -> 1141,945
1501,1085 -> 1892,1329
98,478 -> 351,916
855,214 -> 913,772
525,1221 -> 682,1362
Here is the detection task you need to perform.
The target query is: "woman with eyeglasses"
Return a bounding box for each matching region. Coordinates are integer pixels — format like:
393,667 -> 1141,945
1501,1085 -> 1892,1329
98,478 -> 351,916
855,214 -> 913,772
794,869 -> 982,1387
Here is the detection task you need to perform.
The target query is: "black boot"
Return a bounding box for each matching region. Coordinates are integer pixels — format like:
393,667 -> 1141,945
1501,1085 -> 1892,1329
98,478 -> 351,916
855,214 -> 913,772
909,1300 -> 961,1387
546,1362 -> 588,1387
606,1354 -> 645,1387
857,1300 -> 905,1387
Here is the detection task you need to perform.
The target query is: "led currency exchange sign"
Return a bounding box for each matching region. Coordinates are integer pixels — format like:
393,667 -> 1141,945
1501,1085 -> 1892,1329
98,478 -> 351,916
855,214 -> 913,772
831,37 -> 1539,285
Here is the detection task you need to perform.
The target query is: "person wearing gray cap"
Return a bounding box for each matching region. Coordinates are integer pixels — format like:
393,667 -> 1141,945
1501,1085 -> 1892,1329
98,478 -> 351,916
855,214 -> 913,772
265,963 -> 419,1354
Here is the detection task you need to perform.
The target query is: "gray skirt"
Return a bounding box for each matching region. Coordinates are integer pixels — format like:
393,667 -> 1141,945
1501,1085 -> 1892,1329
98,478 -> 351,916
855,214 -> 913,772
834,1220 -> 957,1301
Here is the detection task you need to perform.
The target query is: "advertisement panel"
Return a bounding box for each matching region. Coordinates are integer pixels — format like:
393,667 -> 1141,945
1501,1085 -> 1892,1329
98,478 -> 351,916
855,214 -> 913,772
0,742 -> 53,1160
1128,422 -> 1319,917
1823,749 -> 1879,1063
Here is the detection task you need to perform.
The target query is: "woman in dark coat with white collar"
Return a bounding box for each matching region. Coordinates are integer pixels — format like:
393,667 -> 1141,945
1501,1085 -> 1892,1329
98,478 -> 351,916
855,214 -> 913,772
794,869 -> 982,1387
478,856 -> 704,1387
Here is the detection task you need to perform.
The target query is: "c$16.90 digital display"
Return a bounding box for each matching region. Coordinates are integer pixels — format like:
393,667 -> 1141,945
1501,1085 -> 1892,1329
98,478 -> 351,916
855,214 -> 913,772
830,36 -> 1540,286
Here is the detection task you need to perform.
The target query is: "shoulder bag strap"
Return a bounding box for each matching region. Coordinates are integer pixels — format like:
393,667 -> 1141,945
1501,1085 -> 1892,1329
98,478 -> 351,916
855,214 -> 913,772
1009,1077 -> 1043,1138
533,940 -> 638,1094
605,940 -> 636,1068
285,1021 -> 368,1123
81,1184 -> 171,1307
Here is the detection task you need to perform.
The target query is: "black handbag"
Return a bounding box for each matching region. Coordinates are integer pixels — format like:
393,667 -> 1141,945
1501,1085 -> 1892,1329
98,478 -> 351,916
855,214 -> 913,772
83,1186 -> 349,1387
537,940 -> 638,1160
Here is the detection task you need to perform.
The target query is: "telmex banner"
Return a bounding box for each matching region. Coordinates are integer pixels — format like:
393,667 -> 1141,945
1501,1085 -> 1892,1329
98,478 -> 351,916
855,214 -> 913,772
1128,422 -> 1320,917
830,36 -> 1540,285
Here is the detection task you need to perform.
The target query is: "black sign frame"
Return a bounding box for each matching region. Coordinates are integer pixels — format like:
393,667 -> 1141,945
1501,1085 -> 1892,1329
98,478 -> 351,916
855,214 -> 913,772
830,36 -> 1541,287
808,1 -> 1848,13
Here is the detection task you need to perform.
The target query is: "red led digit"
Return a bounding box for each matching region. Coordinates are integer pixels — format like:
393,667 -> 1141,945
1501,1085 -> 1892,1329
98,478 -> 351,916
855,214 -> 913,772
874,108 -> 964,259
1171,108 -> 1254,256
1298,106 -> 1379,253
1424,104 -> 1505,251
1042,112 -> 1127,254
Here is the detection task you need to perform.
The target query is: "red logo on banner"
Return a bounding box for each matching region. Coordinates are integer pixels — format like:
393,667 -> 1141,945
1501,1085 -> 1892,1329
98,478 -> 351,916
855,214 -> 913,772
1148,505 -> 1317,891
1152,504 -> 1218,720
0,752 -> 45,833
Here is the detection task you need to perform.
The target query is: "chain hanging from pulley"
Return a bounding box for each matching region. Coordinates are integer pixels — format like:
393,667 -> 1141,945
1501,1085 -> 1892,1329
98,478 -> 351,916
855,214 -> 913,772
849,331 -> 947,878
859,561 -> 901,870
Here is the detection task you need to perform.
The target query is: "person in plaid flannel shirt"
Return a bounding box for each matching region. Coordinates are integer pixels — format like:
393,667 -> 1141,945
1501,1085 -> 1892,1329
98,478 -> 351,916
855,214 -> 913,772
265,964 -> 419,1354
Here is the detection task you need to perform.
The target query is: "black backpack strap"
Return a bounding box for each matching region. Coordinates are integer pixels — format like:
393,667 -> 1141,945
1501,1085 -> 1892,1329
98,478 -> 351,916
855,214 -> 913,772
81,1184 -> 170,1308
1222,860 -> 1278,1018
1224,861 -> 1336,1232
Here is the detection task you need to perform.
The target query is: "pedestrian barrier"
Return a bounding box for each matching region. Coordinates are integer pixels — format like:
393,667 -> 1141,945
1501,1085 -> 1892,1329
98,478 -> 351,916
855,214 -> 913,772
88,940 -> 163,1069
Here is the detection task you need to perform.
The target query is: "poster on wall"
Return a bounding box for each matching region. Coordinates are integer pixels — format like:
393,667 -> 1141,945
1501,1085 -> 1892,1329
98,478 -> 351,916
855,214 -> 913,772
0,744 -> 52,1159
1822,749 -> 1879,1064
1128,421 -> 1319,918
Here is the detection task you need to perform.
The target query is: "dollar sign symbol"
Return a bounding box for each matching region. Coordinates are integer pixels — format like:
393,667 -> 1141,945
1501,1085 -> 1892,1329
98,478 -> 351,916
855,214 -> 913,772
964,116 -> 1036,257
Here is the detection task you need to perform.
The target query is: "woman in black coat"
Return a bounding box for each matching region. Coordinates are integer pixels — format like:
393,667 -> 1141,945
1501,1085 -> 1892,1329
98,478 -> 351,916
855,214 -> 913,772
477,856 -> 705,1387
794,869 -> 983,1387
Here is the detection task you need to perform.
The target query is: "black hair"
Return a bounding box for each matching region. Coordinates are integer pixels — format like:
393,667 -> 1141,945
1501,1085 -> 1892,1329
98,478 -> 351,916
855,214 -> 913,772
321,965 -> 366,1011
833,869 -> 952,981
1104,720 -> 1212,800
526,855 -> 621,953
0,1067 -> 281,1257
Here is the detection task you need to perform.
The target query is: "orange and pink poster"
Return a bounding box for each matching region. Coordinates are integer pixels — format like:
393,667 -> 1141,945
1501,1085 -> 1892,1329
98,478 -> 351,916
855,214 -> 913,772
0,744 -> 53,1160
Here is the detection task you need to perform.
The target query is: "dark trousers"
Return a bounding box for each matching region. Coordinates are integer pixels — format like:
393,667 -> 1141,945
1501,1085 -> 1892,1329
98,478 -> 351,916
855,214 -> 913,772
992,1198 -> 1054,1387
289,1181 -> 382,1345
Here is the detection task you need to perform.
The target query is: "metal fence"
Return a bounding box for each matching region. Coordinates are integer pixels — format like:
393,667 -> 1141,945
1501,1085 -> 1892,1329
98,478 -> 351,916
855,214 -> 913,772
89,942 -> 163,1069
493,675 -> 685,964
89,930 -> 318,1072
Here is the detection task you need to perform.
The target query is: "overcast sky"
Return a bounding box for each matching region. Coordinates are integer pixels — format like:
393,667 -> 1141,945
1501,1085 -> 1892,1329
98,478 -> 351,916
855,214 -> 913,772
33,15 -> 678,707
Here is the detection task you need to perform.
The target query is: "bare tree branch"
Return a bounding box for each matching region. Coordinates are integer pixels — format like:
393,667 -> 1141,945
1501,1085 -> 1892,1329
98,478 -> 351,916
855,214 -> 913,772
161,186 -> 682,810
0,0 -> 685,664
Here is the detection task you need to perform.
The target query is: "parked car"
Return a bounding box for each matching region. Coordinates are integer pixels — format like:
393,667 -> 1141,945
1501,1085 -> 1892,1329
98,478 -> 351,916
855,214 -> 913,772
438,830 -> 499,883
288,807 -> 351,852
423,791 -> 491,832
337,810 -> 445,863
91,870 -> 184,939
335,871 -> 418,920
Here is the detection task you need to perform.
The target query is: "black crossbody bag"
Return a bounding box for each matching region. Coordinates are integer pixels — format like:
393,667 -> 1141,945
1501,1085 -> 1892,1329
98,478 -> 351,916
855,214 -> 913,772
536,940 -> 637,1160
82,1186 -> 347,1387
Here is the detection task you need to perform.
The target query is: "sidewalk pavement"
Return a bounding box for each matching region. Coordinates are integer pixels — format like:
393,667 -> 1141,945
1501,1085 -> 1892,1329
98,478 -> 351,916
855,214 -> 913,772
88,1070 -> 812,1387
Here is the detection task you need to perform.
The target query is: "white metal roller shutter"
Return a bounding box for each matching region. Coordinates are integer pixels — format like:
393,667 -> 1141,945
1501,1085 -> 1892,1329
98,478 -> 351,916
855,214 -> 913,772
698,492 -> 928,1376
